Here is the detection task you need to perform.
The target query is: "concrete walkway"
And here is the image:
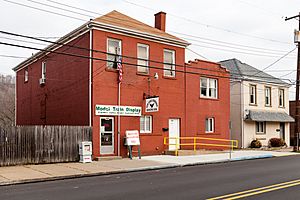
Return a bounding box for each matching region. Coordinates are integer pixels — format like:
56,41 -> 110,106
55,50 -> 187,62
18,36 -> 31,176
0,150 -> 298,186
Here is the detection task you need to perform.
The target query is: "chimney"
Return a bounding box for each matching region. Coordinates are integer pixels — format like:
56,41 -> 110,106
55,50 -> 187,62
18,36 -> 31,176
155,11 -> 166,32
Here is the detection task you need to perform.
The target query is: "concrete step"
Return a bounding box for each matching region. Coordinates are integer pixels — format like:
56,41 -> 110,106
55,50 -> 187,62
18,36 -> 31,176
94,156 -> 122,161
165,150 -> 226,156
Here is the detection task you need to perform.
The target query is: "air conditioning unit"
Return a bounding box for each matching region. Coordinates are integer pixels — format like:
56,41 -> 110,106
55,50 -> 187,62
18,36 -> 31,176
39,78 -> 46,85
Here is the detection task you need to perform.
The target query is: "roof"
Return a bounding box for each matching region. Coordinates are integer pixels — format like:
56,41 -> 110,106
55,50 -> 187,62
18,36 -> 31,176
245,110 -> 294,122
219,58 -> 289,86
13,10 -> 189,72
92,10 -> 188,45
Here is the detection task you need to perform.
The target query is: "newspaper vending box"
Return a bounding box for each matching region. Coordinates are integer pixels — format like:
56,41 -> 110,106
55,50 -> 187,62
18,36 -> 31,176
79,141 -> 92,163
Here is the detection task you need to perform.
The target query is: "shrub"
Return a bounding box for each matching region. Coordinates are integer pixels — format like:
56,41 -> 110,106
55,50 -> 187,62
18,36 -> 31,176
250,139 -> 262,148
269,138 -> 285,147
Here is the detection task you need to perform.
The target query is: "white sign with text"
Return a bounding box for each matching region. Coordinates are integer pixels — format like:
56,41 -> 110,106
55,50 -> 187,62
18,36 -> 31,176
125,130 -> 140,146
145,97 -> 159,112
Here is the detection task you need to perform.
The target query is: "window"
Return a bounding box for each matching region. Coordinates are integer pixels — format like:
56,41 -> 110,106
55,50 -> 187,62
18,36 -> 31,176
163,49 -> 175,77
140,115 -> 152,133
256,122 -> 266,134
24,68 -> 28,82
41,62 -> 46,79
200,77 -> 218,98
265,87 -> 271,106
107,38 -> 121,69
205,118 -> 214,133
249,85 -> 256,105
279,89 -> 285,107
137,44 -> 149,74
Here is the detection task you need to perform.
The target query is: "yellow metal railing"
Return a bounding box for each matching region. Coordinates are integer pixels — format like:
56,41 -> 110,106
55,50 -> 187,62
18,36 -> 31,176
164,136 -> 238,156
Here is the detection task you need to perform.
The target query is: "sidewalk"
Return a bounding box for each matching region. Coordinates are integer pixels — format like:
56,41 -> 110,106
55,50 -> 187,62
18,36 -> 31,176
0,150 -> 298,186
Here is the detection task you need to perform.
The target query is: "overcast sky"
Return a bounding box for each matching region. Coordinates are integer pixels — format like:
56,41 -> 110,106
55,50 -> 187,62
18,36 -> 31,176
0,0 -> 299,96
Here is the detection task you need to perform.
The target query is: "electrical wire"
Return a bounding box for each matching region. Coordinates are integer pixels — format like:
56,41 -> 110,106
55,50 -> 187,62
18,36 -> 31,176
122,0 -> 292,45
3,0 -> 294,51
2,40 -> 296,86
0,30 -> 294,82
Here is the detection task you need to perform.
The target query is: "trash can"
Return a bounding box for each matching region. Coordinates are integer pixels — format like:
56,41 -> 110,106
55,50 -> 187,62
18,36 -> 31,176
79,141 -> 92,163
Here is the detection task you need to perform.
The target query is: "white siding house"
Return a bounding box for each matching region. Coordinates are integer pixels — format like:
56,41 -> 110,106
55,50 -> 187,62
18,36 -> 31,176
220,59 -> 294,148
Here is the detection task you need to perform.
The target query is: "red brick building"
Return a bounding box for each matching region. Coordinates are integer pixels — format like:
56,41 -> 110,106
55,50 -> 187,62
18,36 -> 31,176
14,11 -> 230,157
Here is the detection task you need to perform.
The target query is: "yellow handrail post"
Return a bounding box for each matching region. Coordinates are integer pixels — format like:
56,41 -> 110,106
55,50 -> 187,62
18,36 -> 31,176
175,137 -> 178,156
194,137 -> 196,152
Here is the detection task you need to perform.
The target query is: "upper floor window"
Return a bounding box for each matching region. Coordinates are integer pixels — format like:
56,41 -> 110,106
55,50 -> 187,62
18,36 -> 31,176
107,38 -> 121,69
265,87 -> 271,106
279,89 -> 285,107
24,68 -> 28,82
41,61 -> 46,79
200,77 -> 218,98
137,43 -> 149,74
140,115 -> 152,133
249,84 -> 257,105
205,118 -> 214,133
163,49 -> 175,77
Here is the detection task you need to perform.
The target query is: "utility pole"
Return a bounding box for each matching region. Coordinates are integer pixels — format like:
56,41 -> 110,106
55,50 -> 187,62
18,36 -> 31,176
285,13 -> 300,151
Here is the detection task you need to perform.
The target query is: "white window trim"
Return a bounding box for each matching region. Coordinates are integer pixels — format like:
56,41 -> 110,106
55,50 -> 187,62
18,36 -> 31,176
200,77 -> 218,99
107,38 -> 122,68
249,84 -> 257,105
205,118 -> 214,133
140,115 -> 152,134
137,43 -> 149,74
41,61 -> 46,79
163,49 -> 175,77
265,87 -> 271,107
279,89 -> 285,107
256,121 -> 266,134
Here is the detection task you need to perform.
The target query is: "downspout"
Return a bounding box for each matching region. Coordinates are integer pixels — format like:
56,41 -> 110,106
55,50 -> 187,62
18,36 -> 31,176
184,62 -> 187,138
14,73 -> 17,126
89,27 -> 93,127
240,80 -> 244,148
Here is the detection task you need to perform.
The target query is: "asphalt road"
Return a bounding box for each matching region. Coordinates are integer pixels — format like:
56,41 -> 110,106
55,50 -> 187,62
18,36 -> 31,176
1,155 -> 300,200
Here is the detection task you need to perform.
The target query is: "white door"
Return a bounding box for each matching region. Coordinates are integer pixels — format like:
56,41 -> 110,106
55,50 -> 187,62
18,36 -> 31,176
169,118 -> 180,151
100,117 -> 114,154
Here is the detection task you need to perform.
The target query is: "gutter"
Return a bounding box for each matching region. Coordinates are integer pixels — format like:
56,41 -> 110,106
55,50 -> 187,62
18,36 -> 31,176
13,20 -> 190,72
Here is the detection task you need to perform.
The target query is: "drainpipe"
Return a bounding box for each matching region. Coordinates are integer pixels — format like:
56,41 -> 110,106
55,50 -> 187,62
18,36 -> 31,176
89,27 -> 93,127
240,81 -> 244,148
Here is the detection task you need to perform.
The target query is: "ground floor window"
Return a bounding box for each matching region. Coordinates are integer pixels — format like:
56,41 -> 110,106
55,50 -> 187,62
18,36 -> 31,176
140,115 -> 152,133
256,121 -> 266,134
205,118 -> 214,133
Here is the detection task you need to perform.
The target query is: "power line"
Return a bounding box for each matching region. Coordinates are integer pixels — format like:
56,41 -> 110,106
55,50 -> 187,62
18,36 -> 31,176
1,30 -> 294,82
45,0 -> 102,16
2,0 -> 86,21
256,47 -> 297,73
0,54 -> 27,59
0,36 -> 48,46
123,0 -> 292,45
181,36 -> 297,56
4,0 -> 294,50
186,48 -> 209,60
191,43 -> 296,58
1,40 -> 295,85
26,0 -> 95,18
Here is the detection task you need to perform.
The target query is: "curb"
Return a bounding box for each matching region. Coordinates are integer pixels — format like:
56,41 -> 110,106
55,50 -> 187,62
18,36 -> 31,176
0,154 -> 275,187
230,154 -> 273,161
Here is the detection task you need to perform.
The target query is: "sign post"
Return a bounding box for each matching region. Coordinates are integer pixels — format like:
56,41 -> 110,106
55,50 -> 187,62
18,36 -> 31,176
125,130 -> 141,159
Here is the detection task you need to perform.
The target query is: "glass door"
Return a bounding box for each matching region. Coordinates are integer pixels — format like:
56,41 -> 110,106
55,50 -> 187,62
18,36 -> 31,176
100,117 -> 114,154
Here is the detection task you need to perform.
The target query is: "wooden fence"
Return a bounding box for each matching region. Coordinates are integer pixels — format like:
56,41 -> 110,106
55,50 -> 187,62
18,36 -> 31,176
0,126 -> 92,166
